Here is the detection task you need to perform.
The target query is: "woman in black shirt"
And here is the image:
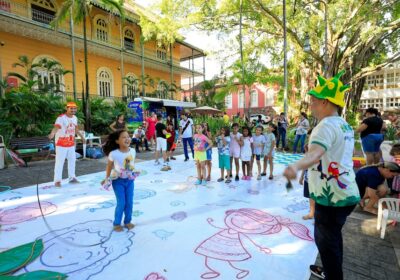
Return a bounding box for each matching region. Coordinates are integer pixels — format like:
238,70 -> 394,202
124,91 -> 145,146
356,107 -> 383,165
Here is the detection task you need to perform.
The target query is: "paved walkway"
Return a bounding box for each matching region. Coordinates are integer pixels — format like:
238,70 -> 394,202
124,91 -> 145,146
0,148 -> 399,280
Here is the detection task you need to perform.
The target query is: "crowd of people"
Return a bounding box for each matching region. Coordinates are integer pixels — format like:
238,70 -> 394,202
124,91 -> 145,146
48,75 -> 400,280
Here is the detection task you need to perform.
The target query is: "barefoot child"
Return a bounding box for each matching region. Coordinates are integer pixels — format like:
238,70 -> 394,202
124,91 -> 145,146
229,123 -> 242,181
240,126 -> 253,180
216,127 -> 231,183
194,124 -> 213,186
262,123 -> 277,179
102,130 -> 137,232
203,123 -> 213,181
252,126 -> 266,180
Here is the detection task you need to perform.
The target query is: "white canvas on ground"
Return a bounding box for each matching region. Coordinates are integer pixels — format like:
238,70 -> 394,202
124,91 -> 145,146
0,150 -> 317,280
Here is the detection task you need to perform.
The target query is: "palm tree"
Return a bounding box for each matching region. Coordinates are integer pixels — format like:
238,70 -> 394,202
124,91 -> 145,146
137,74 -> 154,97
123,75 -> 139,100
52,0 -> 125,131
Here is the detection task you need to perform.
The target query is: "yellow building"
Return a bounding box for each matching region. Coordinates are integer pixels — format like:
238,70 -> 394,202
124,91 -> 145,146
0,0 -> 205,100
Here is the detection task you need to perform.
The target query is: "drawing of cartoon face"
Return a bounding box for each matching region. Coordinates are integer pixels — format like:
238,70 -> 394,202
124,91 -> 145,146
224,209 -> 277,234
25,220 -> 134,280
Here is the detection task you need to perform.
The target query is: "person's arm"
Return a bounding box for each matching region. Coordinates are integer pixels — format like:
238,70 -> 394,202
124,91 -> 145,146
48,126 -> 59,140
76,126 -> 85,142
356,123 -> 368,133
284,144 -> 326,180
109,122 -> 116,132
206,136 -> 213,149
101,160 -> 114,185
269,139 -> 276,155
299,170 -> 305,185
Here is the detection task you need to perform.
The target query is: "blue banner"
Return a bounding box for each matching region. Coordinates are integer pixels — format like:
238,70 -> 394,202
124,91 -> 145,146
127,101 -> 143,123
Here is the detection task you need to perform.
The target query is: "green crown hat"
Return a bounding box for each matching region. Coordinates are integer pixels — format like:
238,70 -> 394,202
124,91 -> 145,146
307,70 -> 350,107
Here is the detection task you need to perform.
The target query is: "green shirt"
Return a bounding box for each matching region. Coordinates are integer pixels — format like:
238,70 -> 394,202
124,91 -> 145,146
308,116 -> 360,207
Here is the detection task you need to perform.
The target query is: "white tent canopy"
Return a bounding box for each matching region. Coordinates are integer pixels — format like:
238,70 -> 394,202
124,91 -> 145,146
134,97 -> 196,108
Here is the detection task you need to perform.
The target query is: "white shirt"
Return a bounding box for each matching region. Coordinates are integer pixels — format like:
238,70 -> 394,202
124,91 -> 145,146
308,116 -> 360,207
179,118 -> 193,138
133,129 -> 145,138
108,148 -> 136,179
54,114 -> 78,147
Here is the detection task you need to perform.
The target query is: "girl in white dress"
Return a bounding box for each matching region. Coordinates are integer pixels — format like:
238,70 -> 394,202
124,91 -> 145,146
240,126 -> 253,180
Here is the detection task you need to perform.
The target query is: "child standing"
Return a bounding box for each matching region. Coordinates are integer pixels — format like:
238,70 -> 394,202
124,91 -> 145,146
216,127 -> 231,183
262,123 -> 277,179
166,123 -> 176,161
155,114 -> 171,171
252,126 -> 266,180
240,126 -> 253,180
229,123 -> 242,181
194,124 -> 213,186
102,130 -> 137,232
390,144 -> 400,197
203,123 -> 213,181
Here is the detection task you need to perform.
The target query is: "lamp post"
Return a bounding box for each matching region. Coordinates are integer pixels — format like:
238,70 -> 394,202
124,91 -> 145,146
303,0 -> 328,76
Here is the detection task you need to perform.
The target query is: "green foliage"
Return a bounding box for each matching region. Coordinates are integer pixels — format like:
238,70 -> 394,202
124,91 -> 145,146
192,115 -> 226,137
385,125 -> 398,142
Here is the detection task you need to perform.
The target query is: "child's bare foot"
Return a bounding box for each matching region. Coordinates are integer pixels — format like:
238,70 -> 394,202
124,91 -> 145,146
363,207 -> 377,215
124,223 -> 135,230
302,214 -> 314,220
113,225 -> 124,232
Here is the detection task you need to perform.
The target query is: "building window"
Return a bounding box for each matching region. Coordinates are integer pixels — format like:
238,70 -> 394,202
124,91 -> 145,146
96,18 -> 108,42
125,74 -> 138,99
225,93 -> 232,109
238,92 -> 244,108
250,90 -> 258,107
31,0 -> 56,24
124,29 -> 135,51
33,56 -> 64,92
97,67 -> 113,97
157,45 -> 167,61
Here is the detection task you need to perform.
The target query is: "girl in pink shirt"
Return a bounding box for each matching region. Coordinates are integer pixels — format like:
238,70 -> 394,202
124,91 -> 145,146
193,124 -> 212,186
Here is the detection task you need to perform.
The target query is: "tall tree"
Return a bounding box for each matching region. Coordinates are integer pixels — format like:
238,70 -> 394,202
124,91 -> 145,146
162,0 -> 400,115
52,0 -> 125,131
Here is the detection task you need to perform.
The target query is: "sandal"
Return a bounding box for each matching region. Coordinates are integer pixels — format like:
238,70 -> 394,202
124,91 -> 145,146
217,178 -> 224,182
309,265 -> 325,279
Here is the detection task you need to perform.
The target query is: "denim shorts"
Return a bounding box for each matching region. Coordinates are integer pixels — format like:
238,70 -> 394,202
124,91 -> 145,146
206,148 -> 212,160
361,134 -> 384,153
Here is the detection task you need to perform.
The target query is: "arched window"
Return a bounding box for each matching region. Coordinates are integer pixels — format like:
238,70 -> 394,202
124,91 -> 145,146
124,29 -> 135,51
96,17 -> 108,42
31,0 -> 56,24
33,55 -> 65,92
156,45 -> 167,61
97,68 -> 113,97
125,74 -> 139,99
250,90 -> 258,107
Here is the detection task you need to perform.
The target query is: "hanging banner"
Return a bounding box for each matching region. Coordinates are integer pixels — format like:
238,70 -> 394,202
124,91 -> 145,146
127,101 -> 143,123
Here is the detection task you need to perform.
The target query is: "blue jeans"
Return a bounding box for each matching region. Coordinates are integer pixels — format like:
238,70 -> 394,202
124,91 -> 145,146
361,134 -> 384,153
293,134 -> 306,153
182,137 -> 194,160
314,203 -> 355,280
112,178 -> 134,226
277,127 -> 286,149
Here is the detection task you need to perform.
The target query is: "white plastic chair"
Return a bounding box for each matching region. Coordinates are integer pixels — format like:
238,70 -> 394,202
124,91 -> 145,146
377,198 -> 400,239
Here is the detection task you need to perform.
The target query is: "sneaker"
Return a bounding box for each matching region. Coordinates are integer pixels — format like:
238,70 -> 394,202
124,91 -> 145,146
225,179 -> 232,183
124,223 -> 135,230
217,178 -> 224,182
241,176 -> 246,180
246,176 -> 251,181
161,165 -> 169,171
309,265 -> 325,279
195,179 -> 202,185
257,175 -> 261,180
154,160 -> 160,165
146,148 -> 152,151
170,156 -> 176,160
113,225 -> 124,232
69,178 -> 80,184
269,175 -> 274,180
206,176 -> 211,181
235,175 -> 239,181
201,180 -> 207,186
184,158 -> 189,162
261,172 -> 266,176
54,182 -> 61,188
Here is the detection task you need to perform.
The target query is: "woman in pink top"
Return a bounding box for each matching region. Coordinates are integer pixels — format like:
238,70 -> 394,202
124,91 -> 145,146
145,112 -> 157,147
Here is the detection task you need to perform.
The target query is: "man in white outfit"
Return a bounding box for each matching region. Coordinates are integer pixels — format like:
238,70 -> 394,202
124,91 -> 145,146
49,102 -> 85,187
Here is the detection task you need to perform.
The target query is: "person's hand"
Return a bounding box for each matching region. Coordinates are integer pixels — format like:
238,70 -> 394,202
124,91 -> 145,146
304,144 -> 309,153
283,165 -> 298,180
299,177 -> 304,185
48,133 -> 54,140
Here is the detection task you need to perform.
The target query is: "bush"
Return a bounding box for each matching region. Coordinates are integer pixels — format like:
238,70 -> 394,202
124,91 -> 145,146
192,116 -> 226,137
